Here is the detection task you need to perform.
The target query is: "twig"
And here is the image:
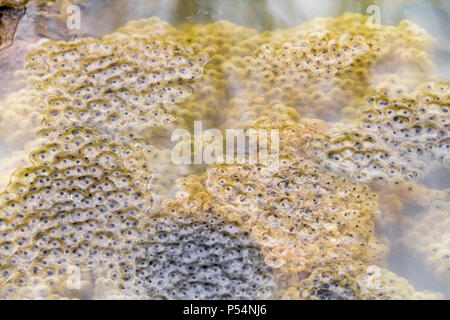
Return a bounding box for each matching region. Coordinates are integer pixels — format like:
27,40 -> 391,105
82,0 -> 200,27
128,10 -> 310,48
0,269 -> 24,290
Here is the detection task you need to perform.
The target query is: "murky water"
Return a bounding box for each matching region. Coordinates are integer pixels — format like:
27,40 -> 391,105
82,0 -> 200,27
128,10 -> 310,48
0,0 -> 448,300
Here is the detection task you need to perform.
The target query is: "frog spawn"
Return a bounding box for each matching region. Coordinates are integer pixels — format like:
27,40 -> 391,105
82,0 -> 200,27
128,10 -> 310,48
0,14 -> 447,300
196,120 -> 389,300
222,31 -> 385,126
0,127 -> 152,299
276,13 -> 435,77
25,23 -> 209,142
170,21 -> 261,129
359,80 -> 449,169
3,14 -> 440,147
149,14 -> 435,128
285,262 -> 444,300
305,80 -> 449,183
358,265 -> 444,300
0,87 -> 44,151
220,13 -> 436,126
205,159 -> 387,297
0,125 -> 278,299
398,197 -> 450,289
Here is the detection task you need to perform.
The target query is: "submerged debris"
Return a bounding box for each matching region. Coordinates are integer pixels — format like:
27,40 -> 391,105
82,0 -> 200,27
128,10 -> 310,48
0,1 -> 25,51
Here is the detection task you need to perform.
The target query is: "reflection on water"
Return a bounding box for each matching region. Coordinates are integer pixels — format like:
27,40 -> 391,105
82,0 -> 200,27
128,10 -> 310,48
0,0 -> 449,300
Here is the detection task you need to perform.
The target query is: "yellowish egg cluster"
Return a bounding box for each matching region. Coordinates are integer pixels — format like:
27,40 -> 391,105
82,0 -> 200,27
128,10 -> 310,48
0,138 -> 50,192
108,13 -> 435,131
222,32 -> 386,124
201,121 -> 387,296
173,21 -> 261,129
142,144 -> 194,208
280,263 -> 443,300
0,14 -> 438,149
398,198 -> 450,287
0,87 -> 43,151
0,1 -> 25,51
0,127 -> 152,299
359,80 -> 449,166
306,80 -> 449,183
358,265 -> 444,300
134,198 -> 276,300
219,13 -> 435,126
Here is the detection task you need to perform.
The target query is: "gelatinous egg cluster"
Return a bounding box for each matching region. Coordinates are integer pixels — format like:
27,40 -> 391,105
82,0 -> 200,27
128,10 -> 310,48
290,264 -> 444,300
0,12 -> 447,300
203,121 -> 387,295
398,198 -> 450,288
220,13 -> 435,125
306,80 -> 449,183
135,199 -> 276,300
222,31 -> 386,125
0,127 -> 152,299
